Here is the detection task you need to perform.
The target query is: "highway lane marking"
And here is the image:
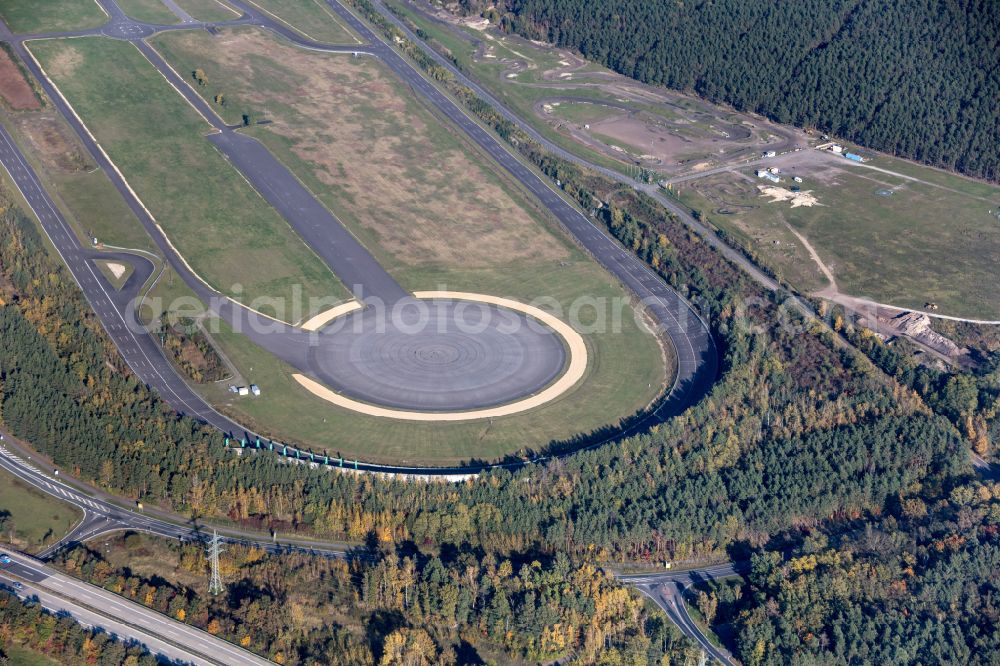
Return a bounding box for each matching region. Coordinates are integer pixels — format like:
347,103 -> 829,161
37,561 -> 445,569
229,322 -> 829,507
0,129 -> 209,411
6,554 -> 268,664
6,566 -> 243,665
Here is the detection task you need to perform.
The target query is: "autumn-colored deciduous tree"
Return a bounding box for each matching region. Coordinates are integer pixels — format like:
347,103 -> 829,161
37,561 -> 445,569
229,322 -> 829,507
379,628 -> 438,666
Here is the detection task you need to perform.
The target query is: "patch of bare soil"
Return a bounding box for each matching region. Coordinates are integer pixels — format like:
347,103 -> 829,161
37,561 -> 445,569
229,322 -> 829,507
758,185 -> 822,208
40,46 -> 82,80
0,49 -> 39,110
587,114 -> 690,163
12,112 -> 90,173
105,262 -> 126,279
187,29 -> 568,269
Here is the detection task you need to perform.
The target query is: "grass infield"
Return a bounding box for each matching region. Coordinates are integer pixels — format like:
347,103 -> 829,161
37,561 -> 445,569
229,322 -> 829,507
30,36 -> 348,315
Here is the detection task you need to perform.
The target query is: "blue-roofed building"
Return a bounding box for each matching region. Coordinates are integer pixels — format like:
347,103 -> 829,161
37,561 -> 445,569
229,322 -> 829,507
845,152 -> 864,162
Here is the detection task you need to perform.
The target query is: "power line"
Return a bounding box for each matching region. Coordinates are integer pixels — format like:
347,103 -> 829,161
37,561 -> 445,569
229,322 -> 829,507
207,529 -> 225,596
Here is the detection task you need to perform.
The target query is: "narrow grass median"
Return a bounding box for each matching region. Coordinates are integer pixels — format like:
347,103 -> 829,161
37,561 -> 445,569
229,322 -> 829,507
115,0 -> 180,24
242,0 -> 360,43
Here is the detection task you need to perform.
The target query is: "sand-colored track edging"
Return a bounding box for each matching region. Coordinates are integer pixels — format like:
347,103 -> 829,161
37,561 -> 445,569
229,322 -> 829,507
300,300 -> 363,331
292,291 -> 588,421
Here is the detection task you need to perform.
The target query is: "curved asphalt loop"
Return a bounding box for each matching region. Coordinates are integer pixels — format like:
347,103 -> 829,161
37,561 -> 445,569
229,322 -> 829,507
0,0 -> 718,475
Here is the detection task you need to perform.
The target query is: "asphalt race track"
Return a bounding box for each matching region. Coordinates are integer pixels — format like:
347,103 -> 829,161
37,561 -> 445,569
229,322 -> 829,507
0,0 -> 718,474
135,39 -> 571,412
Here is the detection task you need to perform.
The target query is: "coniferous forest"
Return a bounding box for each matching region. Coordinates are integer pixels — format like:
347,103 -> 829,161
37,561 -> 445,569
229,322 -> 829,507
491,0 -> 1000,181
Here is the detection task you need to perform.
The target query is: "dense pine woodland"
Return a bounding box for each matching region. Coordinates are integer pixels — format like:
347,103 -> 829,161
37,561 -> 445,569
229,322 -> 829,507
708,479 -> 1000,664
3,6 -> 1000,655
485,0 -> 1000,181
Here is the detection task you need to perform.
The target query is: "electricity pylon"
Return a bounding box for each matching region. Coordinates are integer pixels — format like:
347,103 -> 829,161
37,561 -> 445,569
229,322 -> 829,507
207,530 -> 225,596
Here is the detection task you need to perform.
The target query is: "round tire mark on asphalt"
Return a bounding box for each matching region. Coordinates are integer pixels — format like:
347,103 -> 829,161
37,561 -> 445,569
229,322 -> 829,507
299,292 -> 588,419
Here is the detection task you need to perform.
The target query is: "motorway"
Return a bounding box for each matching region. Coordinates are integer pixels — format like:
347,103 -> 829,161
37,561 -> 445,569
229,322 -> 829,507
2,427 -> 744,663
0,0 -> 715,658
0,0 -> 750,659
618,564 -> 747,663
0,1 -> 991,661
0,547 -> 272,665
0,434 -> 351,561
1,422 -> 746,663
0,0 -> 717,474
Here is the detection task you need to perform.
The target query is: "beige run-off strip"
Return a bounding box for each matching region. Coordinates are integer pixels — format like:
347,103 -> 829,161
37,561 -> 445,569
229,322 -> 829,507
300,300 -> 364,331
292,291 -> 588,421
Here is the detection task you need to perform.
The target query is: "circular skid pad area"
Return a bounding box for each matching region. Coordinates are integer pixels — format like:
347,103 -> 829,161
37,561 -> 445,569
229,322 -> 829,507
307,296 -> 568,412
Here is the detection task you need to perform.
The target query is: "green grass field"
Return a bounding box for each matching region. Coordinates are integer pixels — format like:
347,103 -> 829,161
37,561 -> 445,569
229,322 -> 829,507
175,0 -> 241,21
387,2 -> 1000,320
151,30 -> 603,288
679,155 -> 1000,318
52,169 -> 156,251
30,37 -> 347,317
0,465 -> 80,554
139,266 -> 669,465
0,107 -> 157,253
243,0 -> 359,43
148,27 -> 669,464
386,2 -> 763,176
115,0 -> 179,24
3,645 -> 60,666
0,0 -> 106,33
